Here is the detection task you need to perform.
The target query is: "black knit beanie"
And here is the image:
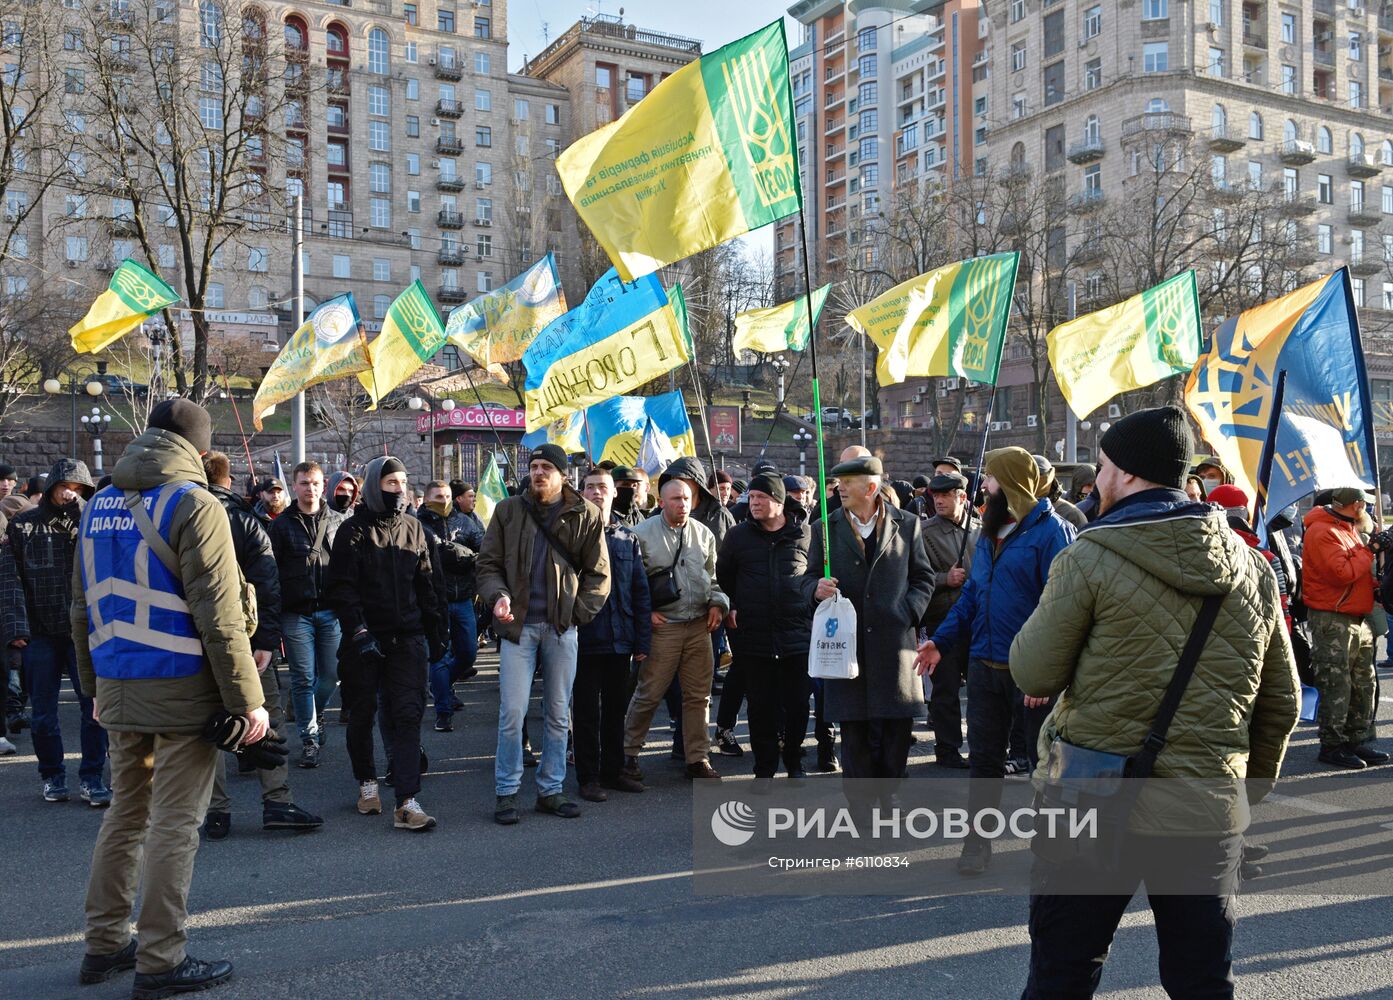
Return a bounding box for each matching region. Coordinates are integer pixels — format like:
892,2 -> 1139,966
748,473 -> 786,504
148,399 -> 212,455
380,456 -> 406,478
1098,405 -> 1193,489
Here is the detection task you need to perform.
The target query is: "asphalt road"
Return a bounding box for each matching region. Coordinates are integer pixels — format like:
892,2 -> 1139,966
3,649 -> 1393,999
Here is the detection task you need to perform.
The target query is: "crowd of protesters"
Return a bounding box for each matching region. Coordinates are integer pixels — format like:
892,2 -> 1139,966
5,394 -> 1384,997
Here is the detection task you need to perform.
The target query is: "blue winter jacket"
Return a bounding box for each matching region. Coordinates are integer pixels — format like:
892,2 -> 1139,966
930,498 -> 1076,663
578,524 -> 653,656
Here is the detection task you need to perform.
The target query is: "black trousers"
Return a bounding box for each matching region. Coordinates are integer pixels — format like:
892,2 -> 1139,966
966,659 -> 1016,834
742,655 -> 810,777
715,658 -> 748,732
1023,834 -> 1241,999
343,633 -> 428,806
839,718 -> 913,794
928,638 -> 968,753
573,653 -> 631,784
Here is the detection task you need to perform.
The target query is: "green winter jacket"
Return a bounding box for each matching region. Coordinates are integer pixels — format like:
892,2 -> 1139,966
1010,493 -> 1299,836
71,428 -> 263,734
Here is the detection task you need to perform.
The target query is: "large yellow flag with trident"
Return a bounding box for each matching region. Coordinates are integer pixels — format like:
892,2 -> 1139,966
358,281 -> 448,409
70,259 -> 180,354
253,294 -> 371,430
556,20 -> 801,282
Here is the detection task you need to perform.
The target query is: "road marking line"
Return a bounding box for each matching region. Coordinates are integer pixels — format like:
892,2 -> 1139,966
1266,793 -> 1345,815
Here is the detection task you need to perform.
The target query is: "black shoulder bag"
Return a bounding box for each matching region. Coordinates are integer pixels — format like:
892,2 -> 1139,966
646,525 -> 685,608
1031,593 -> 1224,874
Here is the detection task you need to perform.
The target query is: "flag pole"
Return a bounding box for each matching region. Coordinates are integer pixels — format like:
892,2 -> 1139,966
957,388 -> 997,567
460,365 -> 512,465
796,222 -> 831,578
220,371 -> 257,485
1253,370 -> 1287,543
685,355 -> 718,473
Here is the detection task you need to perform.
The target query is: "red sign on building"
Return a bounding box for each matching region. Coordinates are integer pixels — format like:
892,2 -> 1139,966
707,405 -> 742,452
417,406 -> 527,434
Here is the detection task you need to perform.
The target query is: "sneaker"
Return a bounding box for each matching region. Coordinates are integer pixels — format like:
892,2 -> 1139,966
1242,843 -> 1270,863
358,781 -> 382,815
78,939 -> 137,985
434,714 -> 453,733
394,798 -> 437,832
719,650 -> 733,668
1004,757 -> 1030,777
935,749 -> 970,770
262,802 -> 324,831
42,775 -> 69,802
1318,745 -> 1367,770
298,739 -> 320,769
535,793 -> 581,818
713,728 -> 744,757
494,793 -> 520,825
621,755 -> 644,781
600,774 -> 645,793
204,810 -> 231,840
131,955 -> 232,1000
578,782 -> 608,802
1351,743 -> 1392,765
522,742 -> 538,768
79,778 -> 112,808
957,840 -> 991,877
0,736 -> 16,756
815,744 -> 839,773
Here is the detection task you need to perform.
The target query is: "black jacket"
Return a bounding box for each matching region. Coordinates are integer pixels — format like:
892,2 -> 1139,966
326,457 -> 444,641
208,483 -> 281,650
578,524 -> 653,656
717,515 -> 819,659
417,506 -> 479,604
0,459 -> 94,642
269,504 -> 345,614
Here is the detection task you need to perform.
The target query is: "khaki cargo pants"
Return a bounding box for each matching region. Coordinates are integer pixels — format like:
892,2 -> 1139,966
84,730 -> 218,974
625,617 -> 714,764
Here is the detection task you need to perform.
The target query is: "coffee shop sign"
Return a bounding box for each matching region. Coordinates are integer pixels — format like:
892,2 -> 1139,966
418,406 -> 527,433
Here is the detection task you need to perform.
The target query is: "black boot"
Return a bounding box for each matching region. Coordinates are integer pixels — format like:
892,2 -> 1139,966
131,956 -> 233,999
816,741 -> 839,773
78,939 -> 137,984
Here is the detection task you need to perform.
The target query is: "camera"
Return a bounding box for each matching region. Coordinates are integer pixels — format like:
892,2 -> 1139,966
1368,527 -> 1393,554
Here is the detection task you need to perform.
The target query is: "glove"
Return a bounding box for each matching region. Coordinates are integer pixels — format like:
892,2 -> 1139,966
353,629 -> 386,666
202,710 -> 289,771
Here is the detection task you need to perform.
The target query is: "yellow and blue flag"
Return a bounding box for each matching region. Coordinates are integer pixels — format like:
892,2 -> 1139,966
1186,268 -> 1377,514
446,254 -> 568,383
521,268 -> 689,432
522,390 -> 697,465
253,294 -> 370,430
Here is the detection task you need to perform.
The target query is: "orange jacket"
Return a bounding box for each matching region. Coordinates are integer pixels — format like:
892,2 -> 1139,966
1301,507 -> 1375,615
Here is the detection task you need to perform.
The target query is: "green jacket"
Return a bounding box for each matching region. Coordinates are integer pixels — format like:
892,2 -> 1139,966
1010,493 -> 1299,835
71,428 -> 262,734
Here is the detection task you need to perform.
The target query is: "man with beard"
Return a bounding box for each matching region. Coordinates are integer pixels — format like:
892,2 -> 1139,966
0,459 -> 106,804
326,471 -> 358,513
1303,486 -> 1384,770
327,457 -> 446,831
916,446 -> 1076,877
477,444 -> 610,824
252,477 -> 287,525
417,479 -> 482,732
1010,406 -> 1296,998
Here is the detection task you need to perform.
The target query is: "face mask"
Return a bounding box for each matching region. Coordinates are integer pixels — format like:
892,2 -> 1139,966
1201,477 -> 1222,496
613,486 -> 635,515
426,499 -> 451,517
331,493 -> 353,512
383,490 -> 409,514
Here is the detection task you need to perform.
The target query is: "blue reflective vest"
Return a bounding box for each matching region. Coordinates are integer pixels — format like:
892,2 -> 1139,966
78,482 -> 204,679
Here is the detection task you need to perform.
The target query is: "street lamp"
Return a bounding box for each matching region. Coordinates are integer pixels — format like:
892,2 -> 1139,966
409,394 -> 456,481
770,356 -> 789,410
792,426 -> 814,477
80,406 -> 113,473
44,374 -> 105,456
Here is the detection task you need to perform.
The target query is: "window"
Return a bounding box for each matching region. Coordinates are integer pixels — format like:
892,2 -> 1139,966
1317,127 -> 1332,154
858,26 -> 876,51
1211,155 -> 1227,185
248,247 -> 269,272
1352,132 -> 1365,158
1083,5 -> 1101,38
1209,0 -> 1224,23
407,228 -> 420,249
437,8 -> 454,32
1043,10 -> 1065,57
1084,58 -> 1102,90
859,109 -> 877,132
1382,140 -> 1393,166
327,103 -> 346,130
476,234 -> 492,257
327,181 -> 346,208
368,28 -> 389,74
9,232 -> 25,259
858,81 -> 877,105
514,99 -> 529,120
406,153 -> 420,176
371,198 -> 390,228
1083,163 -> 1102,194
407,190 -> 421,213
1083,114 -> 1100,144
369,121 -> 389,151
475,197 -> 492,222
1143,43 -> 1168,73
439,159 -> 456,180
63,29 -> 83,51
65,69 -> 84,94
1247,160 -> 1262,190
1351,278 -> 1365,308
158,244 -> 175,268
1351,179 -> 1365,212
1352,229 -> 1366,262
475,51 -> 490,74
370,85 -> 388,117
1207,47 -> 1225,76
1010,42 -> 1026,73
1010,0 -> 1025,22
1043,61 -> 1064,106
199,97 -> 223,129
475,161 -> 491,185
1143,0 -> 1167,18
1011,92 -> 1027,119
199,0 -> 221,46
1318,224 -> 1333,254
1318,174 -> 1333,203
1386,234 -> 1393,262
1045,124 -> 1066,172
333,255 -> 350,279
1284,167 -> 1300,197
328,141 -> 346,167
1281,64 -> 1296,95
373,258 -> 390,282
406,116 -> 419,138
475,89 -> 491,112
206,283 -> 224,309
1350,31 -> 1362,61
1350,81 -> 1363,110
64,236 -> 88,262
1281,13 -> 1296,43
65,194 -> 86,217
1248,112 -> 1262,140
370,162 -> 390,193
475,125 -> 491,146
372,294 -> 390,319
476,271 -> 493,293
474,16 -> 490,38
1383,185 -> 1393,214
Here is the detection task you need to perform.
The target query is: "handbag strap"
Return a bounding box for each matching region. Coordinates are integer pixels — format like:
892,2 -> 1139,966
1129,593 -> 1224,779
523,498 -> 584,576
123,486 -> 183,577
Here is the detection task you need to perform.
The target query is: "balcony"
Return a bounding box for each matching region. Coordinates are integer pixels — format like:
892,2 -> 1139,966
1278,193 -> 1317,215
824,92 -> 845,110
1212,180 -> 1247,200
438,248 -> 466,266
1314,47 -> 1335,66
437,209 -> 464,228
436,136 -> 464,155
999,161 -> 1032,185
1067,138 -> 1105,164
433,59 -> 462,81
825,118 -> 845,135
435,99 -> 462,118
436,175 -> 465,192
438,285 -> 469,304
1351,257 -> 1383,276
107,217 -> 139,237
1350,205 -> 1382,226
1349,152 -> 1384,177
1120,112 -> 1192,139
1278,139 -> 1316,164
1207,125 -> 1246,153
1068,189 -> 1106,213
1242,29 -> 1266,49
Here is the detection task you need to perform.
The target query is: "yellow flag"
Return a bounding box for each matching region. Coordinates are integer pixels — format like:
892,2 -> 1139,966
732,284 -> 829,355
556,21 -> 801,282
357,281 -> 447,409
252,295 -> 371,431
70,259 -> 180,354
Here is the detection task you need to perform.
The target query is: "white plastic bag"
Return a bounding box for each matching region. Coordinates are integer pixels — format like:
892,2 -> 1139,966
809,592 -> 859,680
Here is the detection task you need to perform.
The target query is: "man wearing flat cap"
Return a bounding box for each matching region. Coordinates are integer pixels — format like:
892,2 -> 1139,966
808,454 -> 934,802
1303,485 -> 1384,770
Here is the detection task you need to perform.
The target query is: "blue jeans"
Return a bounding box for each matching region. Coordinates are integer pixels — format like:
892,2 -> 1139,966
495,623 -> 577,797
429,600 -> 478,715
281,610 -> 341,741
25,634 -> 106,781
